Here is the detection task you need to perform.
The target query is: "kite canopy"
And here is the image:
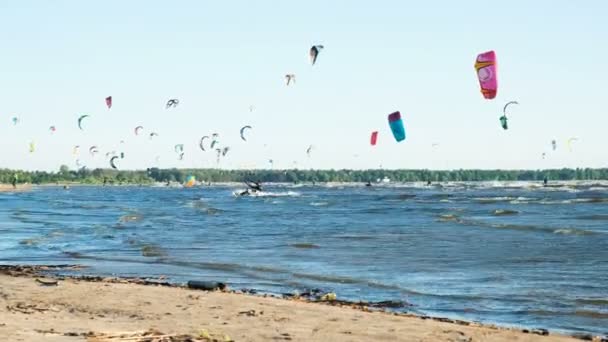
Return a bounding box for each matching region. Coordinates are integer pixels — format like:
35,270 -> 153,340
370,131 -> 378,146
503,101 -> 519,116
567,137 -> 578,152
166,99 -> 179,109
185,175 -> 196,188
285,74 -> 296,86
199,136 -> 209,151
309,45 -> 324,65
499,116 -> 508,130
240,125 -> 252,141
105,96 -> 112,109
110,156 -> 119,170
12,117 -> 19,125
388,111 -> 406,142
78,115 -> 90,130
551,140 -> 557,151
49,126 -> 56,133
134,126 -> 144,136
474,50 -> 498,99
89,146 -> 99,156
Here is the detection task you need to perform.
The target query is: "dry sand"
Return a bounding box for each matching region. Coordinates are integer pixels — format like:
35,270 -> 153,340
0,271 -> 586,342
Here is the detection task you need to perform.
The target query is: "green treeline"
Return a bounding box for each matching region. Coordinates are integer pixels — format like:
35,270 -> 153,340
2,166 -> 608,185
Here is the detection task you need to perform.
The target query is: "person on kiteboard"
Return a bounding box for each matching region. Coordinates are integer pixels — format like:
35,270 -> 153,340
239,180 -> 263,196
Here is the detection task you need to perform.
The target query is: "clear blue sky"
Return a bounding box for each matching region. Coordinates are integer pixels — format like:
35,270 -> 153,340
1,0 -> 606,171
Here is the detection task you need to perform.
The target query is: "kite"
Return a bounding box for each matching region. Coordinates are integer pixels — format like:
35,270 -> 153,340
503,101 -> 519,115
388,111 -> 406,142
199,136 -> 209,151
120,152 -> 125,159
215,149 -> 222,164
185,175 -> 196,188
105,96 -> 112,109
240,125 -> 252,141
499,116 -> 508,130
174,144 -> 184,154
474,50 -> 498,99
29,141 -> 36,153
134,126 -> 144,135
178,152 -> 185,161
110,156 -> 119,170
370,131 -> 378,146
567,137 -> 578,152
89,146 -> 99,156
211,140 -> 220,149
73,145 -> 80,155
542,152 -> 547,159
49,126 -> 56,133
309,45 -> 324,65
149,132 -> 159,139
222,146 -> 230,157
166,99 -> 179,109
249,105 -> 255,113
285,74 -> 296,86
551,140 -> 557,151
306,145 -> 313,157
500,101 -> 518,130
12,117 -> 19,125
78,115 -> 90,130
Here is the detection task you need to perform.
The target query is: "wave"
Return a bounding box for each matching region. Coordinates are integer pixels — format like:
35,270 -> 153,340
440,216 -> 596,235
474,196 -> 538,204
289,243 -> 320,249
310,201 -> 329,207
492,209 -> 519,216
575,298 -> 608,305
233,190 -> 301,198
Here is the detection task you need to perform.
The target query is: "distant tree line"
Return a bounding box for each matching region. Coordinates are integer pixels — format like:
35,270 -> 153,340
2,166 -> 608,185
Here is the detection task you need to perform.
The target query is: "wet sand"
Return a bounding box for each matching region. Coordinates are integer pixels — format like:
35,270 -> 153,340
0,268 -> 585,342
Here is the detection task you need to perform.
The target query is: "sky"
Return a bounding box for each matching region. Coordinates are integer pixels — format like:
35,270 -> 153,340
0,0 -> 606,171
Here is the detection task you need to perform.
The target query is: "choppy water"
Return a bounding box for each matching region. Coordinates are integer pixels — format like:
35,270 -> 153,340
1,181 -> 607,335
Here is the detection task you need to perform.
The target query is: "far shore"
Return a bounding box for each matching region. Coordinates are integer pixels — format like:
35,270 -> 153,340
0,265 -> 593,342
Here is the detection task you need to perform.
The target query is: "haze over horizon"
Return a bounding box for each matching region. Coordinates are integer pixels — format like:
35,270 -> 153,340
1,1 -> 606,171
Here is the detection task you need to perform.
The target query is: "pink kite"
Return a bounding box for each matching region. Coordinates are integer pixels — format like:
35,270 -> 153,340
105,96 -> 112,109
474,51 -> 497,99
370,131 -> 378,146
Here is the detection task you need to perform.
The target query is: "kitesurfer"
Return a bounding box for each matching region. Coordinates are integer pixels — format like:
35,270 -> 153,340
365,181 -> 372,187
427,180 -> 432,186
239,180 -> 263,196
11,174 -> 18,189
543,177 -> 548,187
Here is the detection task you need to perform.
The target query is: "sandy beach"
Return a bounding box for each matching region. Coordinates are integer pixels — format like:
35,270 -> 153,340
0,184 -> 32,192
0,267 -> 587,342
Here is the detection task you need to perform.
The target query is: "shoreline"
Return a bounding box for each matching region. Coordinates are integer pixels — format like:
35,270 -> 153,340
0,265 -> 599,341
